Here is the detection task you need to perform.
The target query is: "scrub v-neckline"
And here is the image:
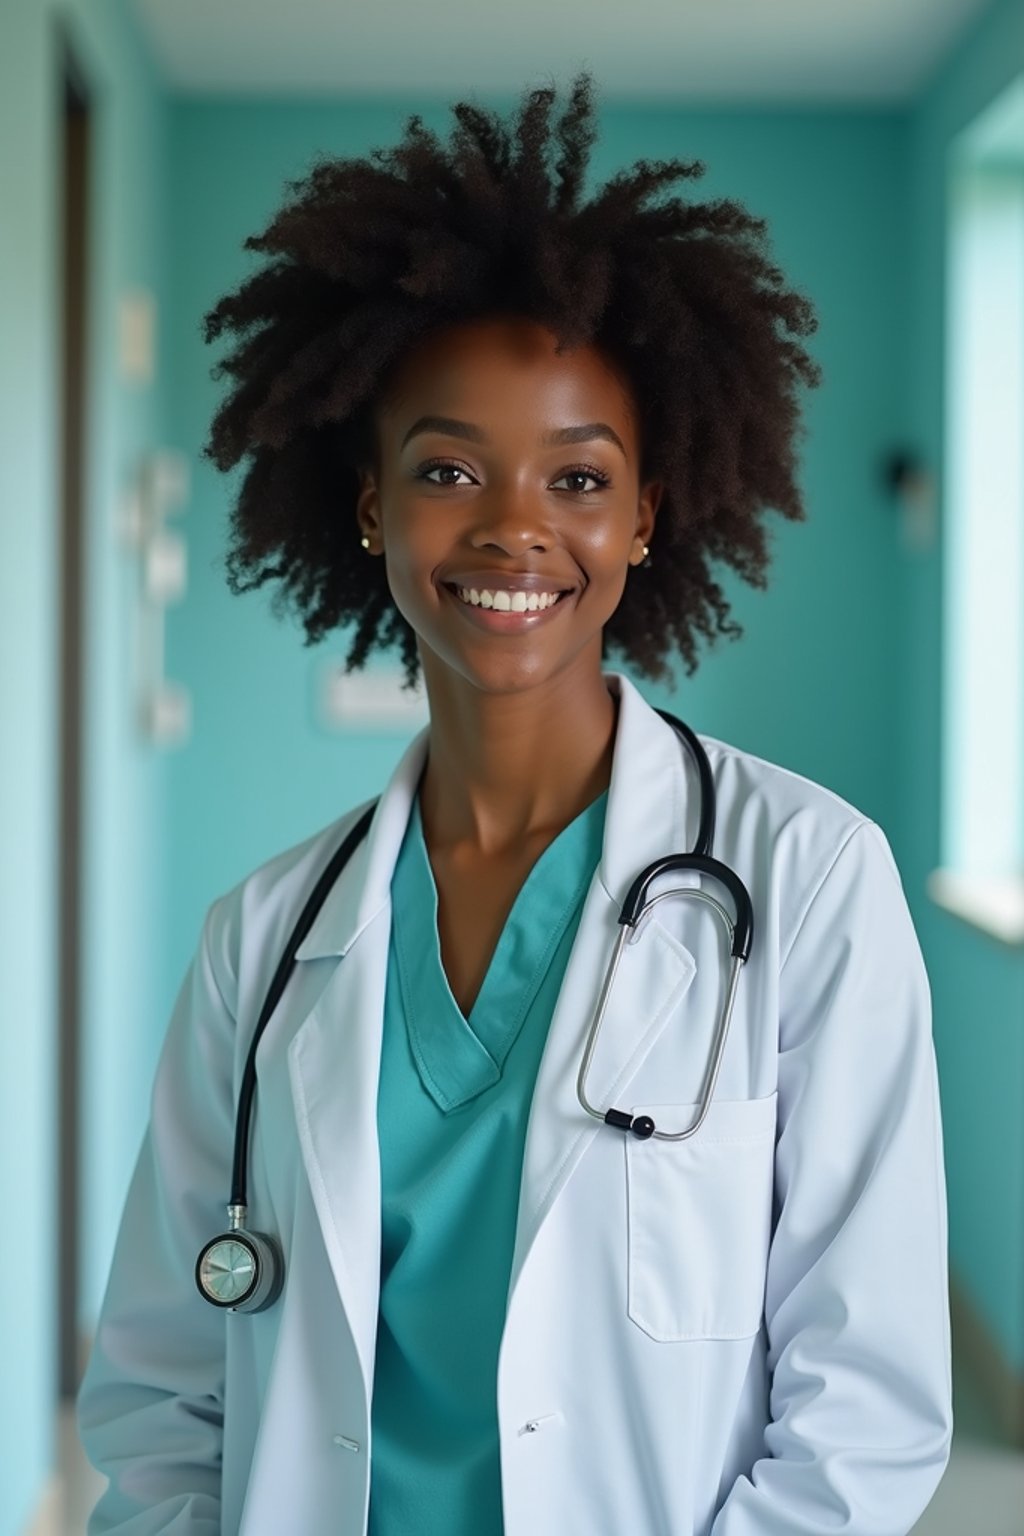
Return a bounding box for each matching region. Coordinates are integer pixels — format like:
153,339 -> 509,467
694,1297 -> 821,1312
390,789 -> 608,1114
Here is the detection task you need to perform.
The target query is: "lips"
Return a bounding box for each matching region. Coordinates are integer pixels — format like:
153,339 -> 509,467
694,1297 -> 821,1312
442,571 -> 574,595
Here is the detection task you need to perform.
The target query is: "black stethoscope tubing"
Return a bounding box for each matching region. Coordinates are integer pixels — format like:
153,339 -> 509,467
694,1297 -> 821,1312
228,799 -> 377,1212
196,708 -> 753,1310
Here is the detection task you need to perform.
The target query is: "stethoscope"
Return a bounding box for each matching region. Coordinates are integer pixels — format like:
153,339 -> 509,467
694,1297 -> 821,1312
195,709 -> 754,1312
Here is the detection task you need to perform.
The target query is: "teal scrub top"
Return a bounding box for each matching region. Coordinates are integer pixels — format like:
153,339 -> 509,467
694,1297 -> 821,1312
368,786 -> 609,1534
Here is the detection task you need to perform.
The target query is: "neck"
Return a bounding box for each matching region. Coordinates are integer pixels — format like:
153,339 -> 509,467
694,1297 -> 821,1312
417,656 -> 617,857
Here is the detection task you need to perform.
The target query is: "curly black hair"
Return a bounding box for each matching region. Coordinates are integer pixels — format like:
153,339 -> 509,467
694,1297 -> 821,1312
201,72 -> 821,687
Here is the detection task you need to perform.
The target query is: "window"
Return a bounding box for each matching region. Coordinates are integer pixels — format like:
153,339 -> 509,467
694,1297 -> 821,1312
928,77 -> 1024,944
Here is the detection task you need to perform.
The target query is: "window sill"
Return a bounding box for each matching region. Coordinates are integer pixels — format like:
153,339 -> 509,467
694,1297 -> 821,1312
926,868 -> 1024,946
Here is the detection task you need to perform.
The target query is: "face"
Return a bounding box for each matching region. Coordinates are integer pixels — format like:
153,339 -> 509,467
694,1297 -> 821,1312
355,314 -> 662,698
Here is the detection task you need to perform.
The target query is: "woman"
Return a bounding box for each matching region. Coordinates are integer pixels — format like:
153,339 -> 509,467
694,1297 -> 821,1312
78,75 -> 952,1535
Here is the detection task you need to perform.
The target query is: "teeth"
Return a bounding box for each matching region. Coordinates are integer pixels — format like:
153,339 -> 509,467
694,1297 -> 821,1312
454,586 -> 562,612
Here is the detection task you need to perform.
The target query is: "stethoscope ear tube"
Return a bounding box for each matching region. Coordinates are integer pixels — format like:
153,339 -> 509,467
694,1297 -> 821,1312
578,708 -> 754,1144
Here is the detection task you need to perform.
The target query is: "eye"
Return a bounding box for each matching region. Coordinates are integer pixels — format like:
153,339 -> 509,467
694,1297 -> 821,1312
414,459 -> 477,487
551,464 -> 612,495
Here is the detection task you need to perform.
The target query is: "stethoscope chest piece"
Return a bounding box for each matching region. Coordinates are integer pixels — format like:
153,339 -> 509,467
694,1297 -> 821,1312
195,1207 -> 283,1312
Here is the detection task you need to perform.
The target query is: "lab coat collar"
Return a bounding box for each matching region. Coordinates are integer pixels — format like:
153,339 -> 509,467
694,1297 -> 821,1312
292,669 -> 701,961
292,730 -> 428,962
598,670 -> 703,909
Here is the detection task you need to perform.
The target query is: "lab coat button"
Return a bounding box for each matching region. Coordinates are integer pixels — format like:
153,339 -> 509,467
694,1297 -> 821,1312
332,1434 -> 360,1452
518,1413 -> 558,1436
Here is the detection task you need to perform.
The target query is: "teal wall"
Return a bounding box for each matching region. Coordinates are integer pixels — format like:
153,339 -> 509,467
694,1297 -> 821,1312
904,0 -> 1024,1372
0,1 -> 166,1530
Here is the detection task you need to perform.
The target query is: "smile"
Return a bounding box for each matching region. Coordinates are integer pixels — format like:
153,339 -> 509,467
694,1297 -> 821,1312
454,585 -> 563,612
442,577 -> 574,632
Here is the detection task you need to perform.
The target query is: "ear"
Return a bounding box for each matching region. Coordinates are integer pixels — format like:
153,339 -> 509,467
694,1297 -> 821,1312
631,479 -> 664,564
355,465 -> 383,551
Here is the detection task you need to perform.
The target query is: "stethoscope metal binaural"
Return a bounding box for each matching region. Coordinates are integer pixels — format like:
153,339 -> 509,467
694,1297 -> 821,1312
195,709 -> 754,1312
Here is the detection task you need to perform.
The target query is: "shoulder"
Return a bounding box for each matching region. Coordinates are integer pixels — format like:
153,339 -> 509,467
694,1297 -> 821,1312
694,731 -> 901,949
621,676 -> 868,868
698,731 -> 871,837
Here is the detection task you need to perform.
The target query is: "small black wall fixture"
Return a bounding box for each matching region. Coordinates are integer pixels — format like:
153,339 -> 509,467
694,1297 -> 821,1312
881,447 -> 937,552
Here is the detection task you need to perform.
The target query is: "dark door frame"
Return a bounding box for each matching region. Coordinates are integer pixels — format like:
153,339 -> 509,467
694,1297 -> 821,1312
56,25 -> 91,1401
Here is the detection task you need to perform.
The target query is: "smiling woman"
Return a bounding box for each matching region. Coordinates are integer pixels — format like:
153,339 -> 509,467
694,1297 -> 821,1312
198,71 -> 821,690
76,71 -> 952,1536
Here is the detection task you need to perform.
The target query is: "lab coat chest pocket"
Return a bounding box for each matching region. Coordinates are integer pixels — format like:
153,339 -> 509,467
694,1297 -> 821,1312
625,1091 -> 777,1342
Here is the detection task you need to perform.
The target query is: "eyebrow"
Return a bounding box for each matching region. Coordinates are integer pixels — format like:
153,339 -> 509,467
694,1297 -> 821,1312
399,414 -> 627,457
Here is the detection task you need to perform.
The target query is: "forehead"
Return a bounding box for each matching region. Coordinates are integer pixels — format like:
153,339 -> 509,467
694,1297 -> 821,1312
375,315 -> 639,436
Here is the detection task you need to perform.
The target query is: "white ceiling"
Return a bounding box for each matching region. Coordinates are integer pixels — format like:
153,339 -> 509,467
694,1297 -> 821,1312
131,0 -> 990,104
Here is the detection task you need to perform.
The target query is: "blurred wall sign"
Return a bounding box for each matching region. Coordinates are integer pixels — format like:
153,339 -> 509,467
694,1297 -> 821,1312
143,528 -> 187,604
318,660 -> 429,732
139,680 -> 192,748
118,288 -> 157,386
120,447 -> 193,747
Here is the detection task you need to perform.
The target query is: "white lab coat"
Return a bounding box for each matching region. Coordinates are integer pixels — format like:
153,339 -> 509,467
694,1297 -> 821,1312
78,670 -> 952,1535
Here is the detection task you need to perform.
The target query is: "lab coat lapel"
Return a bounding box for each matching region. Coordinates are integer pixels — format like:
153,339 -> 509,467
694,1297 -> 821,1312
509,673 -> 703,1298
285,725 -> 429,1394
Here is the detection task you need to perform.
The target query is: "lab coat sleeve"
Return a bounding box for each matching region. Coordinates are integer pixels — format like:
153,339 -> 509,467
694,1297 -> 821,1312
77,891 -> 238,1534
710,819 -> 953,1536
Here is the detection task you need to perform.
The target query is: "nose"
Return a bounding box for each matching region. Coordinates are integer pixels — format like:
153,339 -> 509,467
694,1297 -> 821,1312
468,482 -> 553,557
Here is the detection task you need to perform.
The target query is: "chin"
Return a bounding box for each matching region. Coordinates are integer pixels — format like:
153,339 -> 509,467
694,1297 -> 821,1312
422,638 -> 604,701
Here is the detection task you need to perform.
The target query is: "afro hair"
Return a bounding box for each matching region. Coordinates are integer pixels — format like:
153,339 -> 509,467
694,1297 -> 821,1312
201,72 -> 821,687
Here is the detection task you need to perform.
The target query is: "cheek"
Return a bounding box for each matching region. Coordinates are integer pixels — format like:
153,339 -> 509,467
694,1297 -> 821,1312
574,517 -> 636,581
380,511 -> 443,615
